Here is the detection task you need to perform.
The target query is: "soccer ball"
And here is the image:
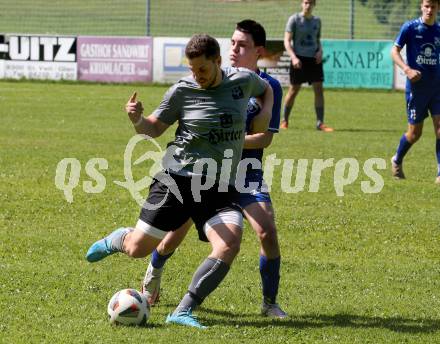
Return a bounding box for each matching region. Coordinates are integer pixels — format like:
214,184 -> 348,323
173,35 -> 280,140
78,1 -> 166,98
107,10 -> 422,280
107,289 -> 150,326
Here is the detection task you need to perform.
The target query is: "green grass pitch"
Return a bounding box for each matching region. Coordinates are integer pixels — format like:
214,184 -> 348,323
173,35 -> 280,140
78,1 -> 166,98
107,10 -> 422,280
1,80 -> 439,343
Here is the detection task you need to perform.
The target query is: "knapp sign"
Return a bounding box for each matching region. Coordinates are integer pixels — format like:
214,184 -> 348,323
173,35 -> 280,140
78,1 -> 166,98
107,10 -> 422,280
322,40 -> 394,89
0,34 -> 77,80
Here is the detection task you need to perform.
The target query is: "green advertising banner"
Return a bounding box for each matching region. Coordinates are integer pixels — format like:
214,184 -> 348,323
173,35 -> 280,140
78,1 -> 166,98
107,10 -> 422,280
322,40 -> 394,89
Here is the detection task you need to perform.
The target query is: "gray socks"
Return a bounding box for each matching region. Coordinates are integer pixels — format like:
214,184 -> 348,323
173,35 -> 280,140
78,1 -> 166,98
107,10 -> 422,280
110,227 -> 132,252
174,257 -> 230,314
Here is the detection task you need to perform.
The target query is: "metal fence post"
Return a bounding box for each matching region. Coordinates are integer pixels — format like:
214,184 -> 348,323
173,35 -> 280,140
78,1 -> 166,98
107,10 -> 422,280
350,0 -> 355,39
146,0 -> 151,36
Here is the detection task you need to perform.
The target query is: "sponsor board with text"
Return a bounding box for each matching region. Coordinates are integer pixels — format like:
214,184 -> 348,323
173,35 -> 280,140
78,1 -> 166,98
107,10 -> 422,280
77,36 -> 152,83
152,37 -> 232,83
0,34 -> 77,80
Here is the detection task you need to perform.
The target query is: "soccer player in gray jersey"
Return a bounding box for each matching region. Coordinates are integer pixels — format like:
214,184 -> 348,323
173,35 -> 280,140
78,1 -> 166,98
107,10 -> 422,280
281,0 -> 333,132
85,34 -> 274,329
141,20 -> 287,319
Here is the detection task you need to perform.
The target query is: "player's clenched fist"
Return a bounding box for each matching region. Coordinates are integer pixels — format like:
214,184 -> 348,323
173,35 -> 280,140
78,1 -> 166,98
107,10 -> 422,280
404,68 -> 422,83
125,91 -> 144,124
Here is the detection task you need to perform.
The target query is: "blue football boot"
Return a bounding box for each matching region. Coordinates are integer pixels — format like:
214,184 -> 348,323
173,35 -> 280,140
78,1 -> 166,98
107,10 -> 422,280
86,227 -> 129,262
166,309 -> 206,329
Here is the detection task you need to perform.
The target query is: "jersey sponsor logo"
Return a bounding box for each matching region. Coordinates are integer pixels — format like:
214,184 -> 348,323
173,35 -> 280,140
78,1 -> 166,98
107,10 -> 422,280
191,97 -> 209,105
208,128 -> 242,144
247,98 -> 260,116
231,86 -> 244,99
416,44 -> 438,66
434,37 -> 440,47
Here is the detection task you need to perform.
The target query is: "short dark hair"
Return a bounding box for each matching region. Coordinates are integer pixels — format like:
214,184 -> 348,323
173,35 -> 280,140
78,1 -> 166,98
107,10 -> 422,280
421,0 -> 440,4
235,19 -> 266,47
185,34 -> 220,60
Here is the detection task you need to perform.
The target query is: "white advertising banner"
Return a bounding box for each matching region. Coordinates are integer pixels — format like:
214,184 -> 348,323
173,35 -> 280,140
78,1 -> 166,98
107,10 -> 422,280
153,37 -> 231,83
0,34 -> 77,80
4,61 -> 77,80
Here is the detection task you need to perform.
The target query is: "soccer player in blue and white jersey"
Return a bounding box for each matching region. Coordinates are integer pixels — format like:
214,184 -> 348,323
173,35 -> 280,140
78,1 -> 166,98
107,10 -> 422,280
391,0 -> 440,183
141,20 -> 288,318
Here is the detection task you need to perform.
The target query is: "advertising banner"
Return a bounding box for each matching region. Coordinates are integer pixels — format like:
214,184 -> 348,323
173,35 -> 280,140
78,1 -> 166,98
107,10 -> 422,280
153,37 -> 231,83
77,36 -> 153,83
322,40 -> 394,89
258,40 -> 290,87
0,34 -> 77,80
258,39 -> 394,89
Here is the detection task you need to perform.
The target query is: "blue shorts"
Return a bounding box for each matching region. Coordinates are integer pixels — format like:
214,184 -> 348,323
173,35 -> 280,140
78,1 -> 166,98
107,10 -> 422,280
406,87 -> 440,124
239,179 -> 272,208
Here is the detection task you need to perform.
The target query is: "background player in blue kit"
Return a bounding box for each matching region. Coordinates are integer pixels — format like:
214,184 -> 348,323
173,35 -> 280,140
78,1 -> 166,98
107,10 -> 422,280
390,0 -> 440,183
142,20 -> 288,318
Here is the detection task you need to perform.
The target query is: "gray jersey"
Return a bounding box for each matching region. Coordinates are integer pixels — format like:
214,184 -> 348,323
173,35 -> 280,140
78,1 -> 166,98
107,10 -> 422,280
285,13 -> 321,58
153,67 -> 267,185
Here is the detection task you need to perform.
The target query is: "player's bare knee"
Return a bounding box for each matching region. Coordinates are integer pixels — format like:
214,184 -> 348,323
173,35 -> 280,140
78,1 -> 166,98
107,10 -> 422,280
229,239 -> 241,256
258,225 -> 277,244
226,236 -> 241,255
215,237 -> 241,258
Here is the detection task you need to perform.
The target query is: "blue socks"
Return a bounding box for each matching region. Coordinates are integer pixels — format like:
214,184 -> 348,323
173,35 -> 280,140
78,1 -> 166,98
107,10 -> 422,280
151,249 -> 174,269
260,255 -> 280,305
436,139 -> 440,176
394,134 -> 413,165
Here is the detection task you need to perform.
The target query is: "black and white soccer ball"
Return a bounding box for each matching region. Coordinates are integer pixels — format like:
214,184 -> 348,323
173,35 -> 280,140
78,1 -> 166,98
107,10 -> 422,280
107,289 -> 150,326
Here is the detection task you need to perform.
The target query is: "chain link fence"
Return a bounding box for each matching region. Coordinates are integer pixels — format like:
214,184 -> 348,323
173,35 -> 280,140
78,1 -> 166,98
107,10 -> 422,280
0,0 -> 430,39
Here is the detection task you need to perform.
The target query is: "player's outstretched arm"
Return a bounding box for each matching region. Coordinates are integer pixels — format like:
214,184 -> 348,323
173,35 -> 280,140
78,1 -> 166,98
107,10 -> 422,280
125,92 -> 170,138
250,83 -> 273,134
391,46 -> 421,83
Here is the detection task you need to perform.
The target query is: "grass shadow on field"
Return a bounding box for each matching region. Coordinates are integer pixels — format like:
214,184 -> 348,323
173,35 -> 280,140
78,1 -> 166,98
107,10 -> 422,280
201,309 -> 440,334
